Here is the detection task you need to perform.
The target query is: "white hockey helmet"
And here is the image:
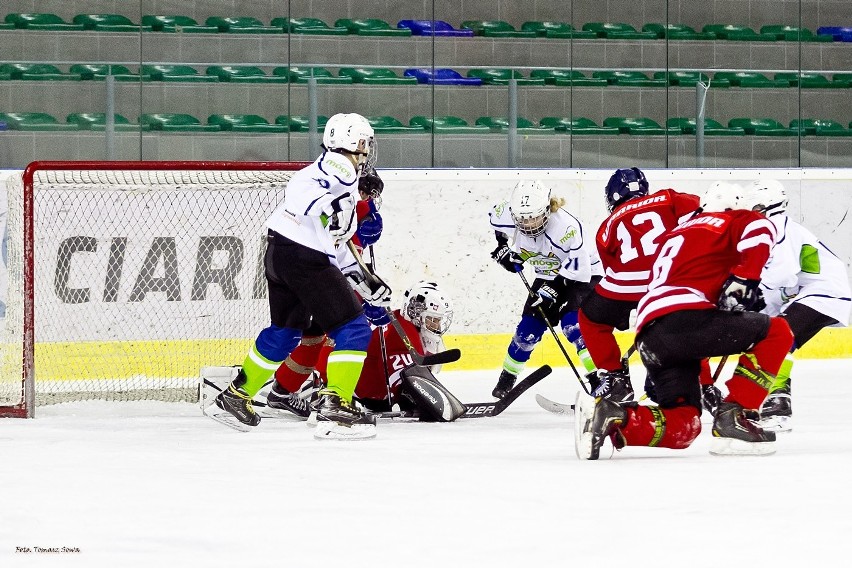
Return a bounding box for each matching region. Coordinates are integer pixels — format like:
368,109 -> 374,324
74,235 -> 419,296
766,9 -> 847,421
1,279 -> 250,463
700,181 -> 741,212
509,180 -> 552,237
737,178 -> 788,217
322,113 -> 376,168
401,281 -> 453,335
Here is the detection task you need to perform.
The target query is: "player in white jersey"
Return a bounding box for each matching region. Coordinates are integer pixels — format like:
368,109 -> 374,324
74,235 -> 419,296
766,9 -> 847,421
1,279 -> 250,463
488,180 -> 603,398
205,113 -> 391,439
737,178 -> 851,431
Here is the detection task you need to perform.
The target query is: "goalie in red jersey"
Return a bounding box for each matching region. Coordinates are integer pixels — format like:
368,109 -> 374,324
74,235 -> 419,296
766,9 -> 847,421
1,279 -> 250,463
575,192 -> 794,459
578,167 -> 701,401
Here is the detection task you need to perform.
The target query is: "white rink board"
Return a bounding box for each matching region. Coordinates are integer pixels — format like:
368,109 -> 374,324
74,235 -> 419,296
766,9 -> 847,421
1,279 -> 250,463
2,168 -> 851,336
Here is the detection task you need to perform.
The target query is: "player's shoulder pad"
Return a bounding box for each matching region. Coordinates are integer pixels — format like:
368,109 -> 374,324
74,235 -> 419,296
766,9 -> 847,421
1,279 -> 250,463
491,199 -> 510,218
548,208 -> 581,243
318,151 -> 358,186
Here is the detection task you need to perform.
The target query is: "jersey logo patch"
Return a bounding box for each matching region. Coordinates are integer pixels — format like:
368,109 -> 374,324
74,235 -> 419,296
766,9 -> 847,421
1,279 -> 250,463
313,177 -> 330,189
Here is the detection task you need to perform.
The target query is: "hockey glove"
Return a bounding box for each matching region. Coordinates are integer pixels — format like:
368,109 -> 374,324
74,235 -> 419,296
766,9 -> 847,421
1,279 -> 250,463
491,243 -> 523,273
718,275 -> 765,312
346,270 -> 392,308
362,301 -> 391,326
531,282 -> 559,309
324,193 -> 358,243
355,202 -> 383,247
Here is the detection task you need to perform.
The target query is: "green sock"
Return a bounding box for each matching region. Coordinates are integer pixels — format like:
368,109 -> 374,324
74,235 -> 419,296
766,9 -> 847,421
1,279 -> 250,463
770,356 -> 794,393
325,349 -> 367,402
502,353 -> 526,376
240,344 -> 283,397
577,347 -> 597,374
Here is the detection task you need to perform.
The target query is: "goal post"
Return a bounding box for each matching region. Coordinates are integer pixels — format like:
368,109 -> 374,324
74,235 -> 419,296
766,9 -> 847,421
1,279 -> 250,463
1,160 -> 308,418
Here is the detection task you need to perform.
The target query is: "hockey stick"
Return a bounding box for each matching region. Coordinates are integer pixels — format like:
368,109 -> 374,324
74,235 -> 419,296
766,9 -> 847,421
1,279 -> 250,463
368,244 -> 394,403
712,355 -> 729,382
347,240 -> 461,367
517,271 -> 589,394
373,364 -> 552,420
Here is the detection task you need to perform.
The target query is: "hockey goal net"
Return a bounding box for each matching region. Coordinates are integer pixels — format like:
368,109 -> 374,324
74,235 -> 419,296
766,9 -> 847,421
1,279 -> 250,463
1,161 -> 307,417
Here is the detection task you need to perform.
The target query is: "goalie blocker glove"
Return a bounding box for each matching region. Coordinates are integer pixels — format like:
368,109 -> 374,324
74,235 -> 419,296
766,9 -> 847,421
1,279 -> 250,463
718,275 -> 766,312
491,241 -> 524,273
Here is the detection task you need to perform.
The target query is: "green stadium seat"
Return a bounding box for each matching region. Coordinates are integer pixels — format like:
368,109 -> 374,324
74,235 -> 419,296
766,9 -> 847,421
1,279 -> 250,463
72,14 -> 145,32
666,117 -> 745,135
760,25 -> 832,42
712,71 -> 787,87
642,23 -> 715,40
701,24 -> 776,41
275,67 -> 352,84
0,22 -> 14,30
5,13 -> 85,31
529,69 -> 608,86
790,119 -> 852,136
338,68 -> 417,85
140,113 -> 219,132
66,113 -> 142,131
335,19 -> 411,36
282,115 -> 330,132
0,63 -> 80,81
71,64 -> 147,82
366,116 -> 422,133
774,72 -> 847,88
141,15 -> 219,33
208,114 -> 288,132
603,117 -> 679,135
652,71 -> 730,87
475,116 -> 554,134
539,117 -> 620,134
581,23 -> 657,40
273,17 -> 349,35
832,74 -> 852,86
460,20 -> 537,38
592,71 -> 666,87
0,112 -> 79,131
409,116 -> 490,133
205,17 -> 281,34
728,118 -> 796,136
206,66 -> 288,83
140,64 -> 219,82
466,69 -> 545,86
520,21 -> 597,39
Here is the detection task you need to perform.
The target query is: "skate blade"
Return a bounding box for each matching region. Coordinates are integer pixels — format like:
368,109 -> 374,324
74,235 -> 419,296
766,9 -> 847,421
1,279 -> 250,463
573,391 -> 596,460
758,415 -> 792,433
709,437 -> 776,456
306,411 -> 318,428
203,404 -> 255,433
313,421 -> 376,440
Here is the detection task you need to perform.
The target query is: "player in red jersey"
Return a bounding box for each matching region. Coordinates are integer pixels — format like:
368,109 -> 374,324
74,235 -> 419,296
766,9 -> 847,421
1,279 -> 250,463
575,199 -> 795,459
270,281 -> 454,416
578,168 -> 700,402
265,168 -> 385,417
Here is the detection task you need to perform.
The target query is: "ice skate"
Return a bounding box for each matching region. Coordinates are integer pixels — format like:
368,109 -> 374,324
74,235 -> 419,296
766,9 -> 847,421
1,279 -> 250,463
313,389 -> 377,440
266,382 -> 311,419
759,388 -> 792,433
203,370 -> 261,432
592,368 -> 635,403
701,384 -> 723,417
574,392 -> 627,460
710,401 -> 776,456
491,370 -> 517,399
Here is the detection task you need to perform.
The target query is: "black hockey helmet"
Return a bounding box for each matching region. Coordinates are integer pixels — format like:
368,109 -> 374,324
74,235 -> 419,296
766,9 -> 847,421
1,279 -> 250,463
605,167 -> 649,212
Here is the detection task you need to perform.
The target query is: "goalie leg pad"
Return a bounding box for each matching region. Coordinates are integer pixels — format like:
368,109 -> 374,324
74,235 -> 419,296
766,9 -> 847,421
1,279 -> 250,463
400,365 -> 466,422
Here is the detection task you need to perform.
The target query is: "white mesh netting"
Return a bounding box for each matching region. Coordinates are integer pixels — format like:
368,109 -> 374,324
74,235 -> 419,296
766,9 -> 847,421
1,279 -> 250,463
1,164 -> 299,412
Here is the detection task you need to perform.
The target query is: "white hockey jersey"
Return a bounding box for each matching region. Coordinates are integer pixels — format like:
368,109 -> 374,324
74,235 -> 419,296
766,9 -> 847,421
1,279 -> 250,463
265,151 -> 359,268
760,215 -> 851,326
489,200 -> 602,282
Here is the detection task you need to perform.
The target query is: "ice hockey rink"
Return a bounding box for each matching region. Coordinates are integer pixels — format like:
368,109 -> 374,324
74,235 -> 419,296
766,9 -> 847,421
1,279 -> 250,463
3,358 -> 850,567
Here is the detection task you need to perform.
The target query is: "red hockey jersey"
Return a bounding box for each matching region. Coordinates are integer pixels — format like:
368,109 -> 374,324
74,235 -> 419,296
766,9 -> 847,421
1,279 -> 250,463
635,209 -> 776,332
596,189 -> 700,301
354,310 -> 425,401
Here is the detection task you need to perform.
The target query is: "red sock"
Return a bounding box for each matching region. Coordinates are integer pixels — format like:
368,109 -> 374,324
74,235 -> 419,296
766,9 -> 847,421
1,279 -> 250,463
619,405 -> 702,449
274,335 -> 328,392
724,317 -> 794,409
578,309 -> 623,371
699,359 -> 713,385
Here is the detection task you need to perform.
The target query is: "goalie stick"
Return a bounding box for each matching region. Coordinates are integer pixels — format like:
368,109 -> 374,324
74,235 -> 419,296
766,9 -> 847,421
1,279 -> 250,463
346,240 -> 461,367
374,364 -> 552,420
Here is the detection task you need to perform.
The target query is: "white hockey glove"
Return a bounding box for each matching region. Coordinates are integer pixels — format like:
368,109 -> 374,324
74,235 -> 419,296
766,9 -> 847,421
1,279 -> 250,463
324,193 -> 358,243
346,270 -> 392,307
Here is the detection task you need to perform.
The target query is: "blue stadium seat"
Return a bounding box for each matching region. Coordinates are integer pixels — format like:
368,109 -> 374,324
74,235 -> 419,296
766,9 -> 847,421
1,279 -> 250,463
404,68 -> 482,85
397,20 -> 473,36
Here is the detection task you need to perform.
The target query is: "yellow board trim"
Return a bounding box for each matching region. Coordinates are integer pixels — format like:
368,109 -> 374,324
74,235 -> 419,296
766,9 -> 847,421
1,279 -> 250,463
16,327 -> 852,382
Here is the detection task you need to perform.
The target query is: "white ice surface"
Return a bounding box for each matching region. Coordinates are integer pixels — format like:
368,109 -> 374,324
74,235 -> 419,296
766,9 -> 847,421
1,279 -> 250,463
3,359 -> 851,567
